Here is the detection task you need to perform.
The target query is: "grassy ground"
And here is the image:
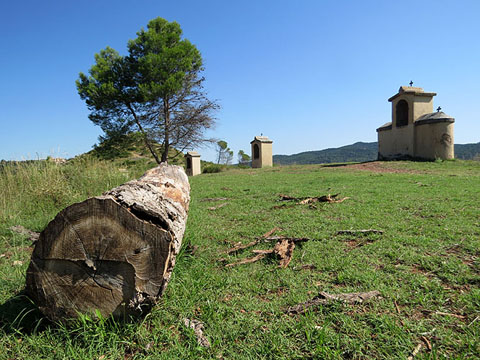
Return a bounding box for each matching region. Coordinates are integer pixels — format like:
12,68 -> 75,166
0,159 -> 479,359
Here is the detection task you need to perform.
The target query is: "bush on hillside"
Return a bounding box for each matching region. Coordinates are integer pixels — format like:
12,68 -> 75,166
90,133 -> 143,160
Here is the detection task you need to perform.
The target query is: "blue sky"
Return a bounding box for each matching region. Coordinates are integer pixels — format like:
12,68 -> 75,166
1,0 -> 479,162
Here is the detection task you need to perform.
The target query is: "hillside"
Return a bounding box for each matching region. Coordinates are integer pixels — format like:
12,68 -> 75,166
455,142 -> 480,160
82,132 -> 186,166
274,141 -> 480,165
273,142 -> 378,165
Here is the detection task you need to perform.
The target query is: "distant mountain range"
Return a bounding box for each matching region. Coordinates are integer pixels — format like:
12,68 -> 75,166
273,142 -> 480,165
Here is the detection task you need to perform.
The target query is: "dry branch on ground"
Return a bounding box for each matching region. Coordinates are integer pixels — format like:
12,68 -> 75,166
207,203 -> 228,211
421,336 -> 432,351
278,193 -> 350,205
224,228 -> 316,268
223,227 -> 283,255
9,225 -> 40,244
407,343 -> 423,360
434,311 -> 466,319
224,240 -> 260,255
274,239 -> 296,268
336,229 -> 384,235
225,253 -> 268,267
293,264 -> 317,271
286,290 -> 381,315
184,318 -> 210,348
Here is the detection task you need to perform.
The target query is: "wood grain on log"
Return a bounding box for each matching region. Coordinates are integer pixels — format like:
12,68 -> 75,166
26,164 -> 190,322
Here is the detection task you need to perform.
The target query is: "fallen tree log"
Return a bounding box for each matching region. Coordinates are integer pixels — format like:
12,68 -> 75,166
26,164 -> 190,322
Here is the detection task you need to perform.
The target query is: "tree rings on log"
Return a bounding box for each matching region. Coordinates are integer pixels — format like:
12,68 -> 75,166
25,164 -> 190,322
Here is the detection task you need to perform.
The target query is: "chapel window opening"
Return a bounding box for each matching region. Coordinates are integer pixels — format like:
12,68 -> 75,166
396,100 -> 409,127
253,144 -> 260,159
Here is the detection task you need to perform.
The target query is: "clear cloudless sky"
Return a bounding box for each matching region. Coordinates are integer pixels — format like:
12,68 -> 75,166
1,0 -> 479,162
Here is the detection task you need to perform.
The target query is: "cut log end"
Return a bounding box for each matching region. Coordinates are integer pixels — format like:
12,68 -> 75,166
26,164 -> 190,322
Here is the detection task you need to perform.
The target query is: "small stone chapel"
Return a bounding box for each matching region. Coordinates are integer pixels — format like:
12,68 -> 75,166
376,86 -> 455,160
185,151 -> 201,176
251,136 -> 273,168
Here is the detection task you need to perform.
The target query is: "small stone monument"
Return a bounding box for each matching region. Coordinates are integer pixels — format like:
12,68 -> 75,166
251,136 -> 273,168
185,151 -> 201,176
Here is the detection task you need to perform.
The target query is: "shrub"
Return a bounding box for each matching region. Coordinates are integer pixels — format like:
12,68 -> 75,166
202,164 -> 224,173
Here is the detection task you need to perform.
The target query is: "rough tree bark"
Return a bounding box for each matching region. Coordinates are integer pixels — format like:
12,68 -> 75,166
25,164 -> 190,322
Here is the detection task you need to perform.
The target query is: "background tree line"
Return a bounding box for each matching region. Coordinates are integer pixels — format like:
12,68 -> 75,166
215,140 -> 250,165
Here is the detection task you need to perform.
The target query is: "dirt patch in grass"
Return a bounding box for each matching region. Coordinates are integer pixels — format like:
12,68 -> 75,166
408,263 -> 438,279
440,245 -> 479,270
343,238 -> 375,250
257,287 -> 289,302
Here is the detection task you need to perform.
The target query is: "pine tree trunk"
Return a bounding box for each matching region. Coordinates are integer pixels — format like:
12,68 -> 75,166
26,164 -> 190,322
161,100 -> 170,163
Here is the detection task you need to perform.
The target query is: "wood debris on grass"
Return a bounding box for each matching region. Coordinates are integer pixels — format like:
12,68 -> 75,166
262,227 -> 282,238
274,239 -> 296,268
277,194 -> 298,201
264,235 -> 310,243
9,225 -> 40,244
336,229 -> 384,235
407,343 -> 423,360
394,300 -> 401,314
277,193 -> 350,205
201,197 -> 229,202
223,227 -> 282,255
186,244 -> 199,256
224,231 -> 315,268
434,311 -> 466,319
144,341 -> 154,352
419,328 -> 436,336
225,253 -> 267,267
251,249 -> 275,255
293,264 -> 317,271
421,336 -> 432,351
208,203 -> 228,211
224,240 -> 261,255
183,318 -> 210,348
299,194 -> 349,204
468,316 -> 479,327
222,227 -> 282,255
286,290 -> 381,315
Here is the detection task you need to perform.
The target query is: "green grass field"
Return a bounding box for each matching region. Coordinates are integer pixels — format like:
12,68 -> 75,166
1,159 -> 479,359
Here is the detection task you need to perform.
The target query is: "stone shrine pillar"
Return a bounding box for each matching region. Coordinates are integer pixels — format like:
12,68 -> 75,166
185,151 -> 201,176
251,136 -> 273,168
